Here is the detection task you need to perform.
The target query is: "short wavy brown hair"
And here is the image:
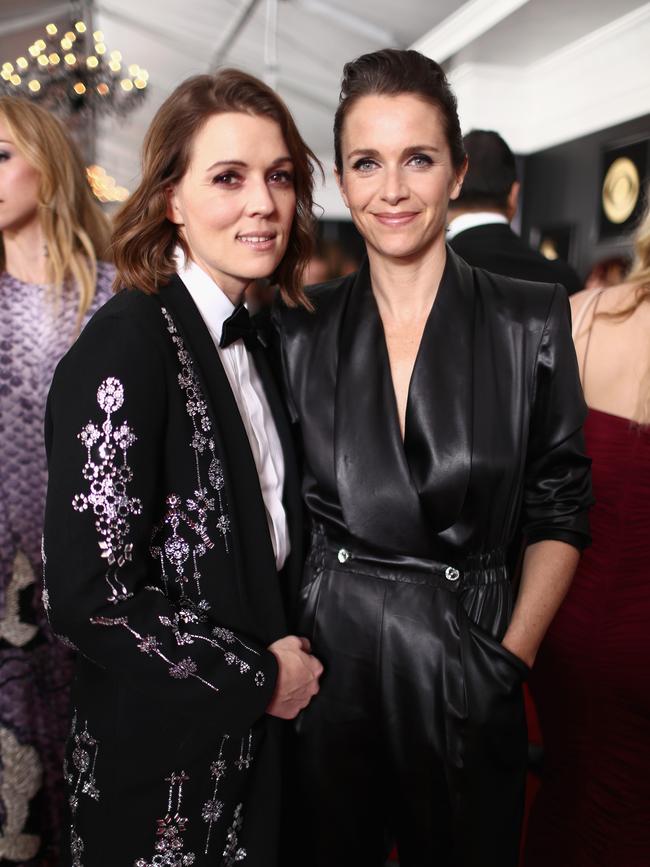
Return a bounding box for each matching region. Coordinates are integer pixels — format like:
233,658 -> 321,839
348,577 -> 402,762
112,69 -> 320,306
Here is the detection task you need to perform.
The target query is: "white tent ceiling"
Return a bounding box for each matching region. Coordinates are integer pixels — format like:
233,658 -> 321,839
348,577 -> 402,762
1,0 -> 649,217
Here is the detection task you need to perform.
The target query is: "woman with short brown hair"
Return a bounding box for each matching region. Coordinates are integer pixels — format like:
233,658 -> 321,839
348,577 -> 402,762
43,69 -> 322,866
112,68 -> 316,305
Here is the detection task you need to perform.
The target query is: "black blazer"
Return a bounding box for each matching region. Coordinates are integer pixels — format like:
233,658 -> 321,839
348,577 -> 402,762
449,222 -> 582,296
43,275 -> 302,866
275,249 -> 591,569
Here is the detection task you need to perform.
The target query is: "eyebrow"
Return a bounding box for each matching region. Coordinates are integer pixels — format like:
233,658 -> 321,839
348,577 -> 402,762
347,145 -> 442,159
205,155 -> 293,173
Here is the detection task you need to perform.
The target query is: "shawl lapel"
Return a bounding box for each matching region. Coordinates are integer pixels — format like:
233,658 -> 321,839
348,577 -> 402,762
335,261 -> 429,554
157,275 -> 286,641
334,249 -> 475,557
404,248 -> 474,535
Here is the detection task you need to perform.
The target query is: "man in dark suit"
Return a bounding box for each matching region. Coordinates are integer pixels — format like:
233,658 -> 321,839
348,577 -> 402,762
448,130 -> 581,295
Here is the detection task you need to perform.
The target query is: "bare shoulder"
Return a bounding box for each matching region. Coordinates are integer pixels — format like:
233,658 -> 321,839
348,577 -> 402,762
569,286 -> 599,318
570,283 -> 644,339
569,287 -> 594,313
577,282 -> 650,417
597,281 -> 641,312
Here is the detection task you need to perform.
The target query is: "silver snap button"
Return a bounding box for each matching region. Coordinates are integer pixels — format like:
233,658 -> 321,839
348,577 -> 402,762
337,548 -> 350,564
445,566 -> 460,582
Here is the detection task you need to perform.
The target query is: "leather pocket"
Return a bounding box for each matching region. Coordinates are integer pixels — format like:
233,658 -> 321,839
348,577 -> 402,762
458,600 -> 528,718
459,603 -> 528,770
467,615 -> 530,681
296,566 -> 324,644
459,581 -> 529,681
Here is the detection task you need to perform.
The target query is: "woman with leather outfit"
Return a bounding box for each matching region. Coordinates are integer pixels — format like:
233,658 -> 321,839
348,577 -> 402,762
275,49 -> 592,867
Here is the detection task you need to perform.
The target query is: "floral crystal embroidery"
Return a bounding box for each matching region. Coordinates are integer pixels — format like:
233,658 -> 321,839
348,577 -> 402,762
64,713 -> 100,812
202,735 -> 229,855
155,306 -> 231,602
234,732 -> 253,772
91,593 -> 266,691
63,712 -> 100,867
90,609 -> 221,694
73,377 -> 142,604
135,771 -> 196,867
222,803 -> 247,865
40,534 -> 49,614
76,313 -> 263,708
41,535 -> 78,649
151,492 -> 216,600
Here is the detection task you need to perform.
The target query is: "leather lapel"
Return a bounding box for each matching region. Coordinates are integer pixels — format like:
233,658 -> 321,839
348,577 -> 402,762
404,248 -> 474,533
335,250 -> 475,556
335,261 -> 430,554
157,275 -> 286,639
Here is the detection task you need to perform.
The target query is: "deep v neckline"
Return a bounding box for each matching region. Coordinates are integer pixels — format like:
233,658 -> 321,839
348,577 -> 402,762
333,249 -> 475,556
373,273 -> 442,446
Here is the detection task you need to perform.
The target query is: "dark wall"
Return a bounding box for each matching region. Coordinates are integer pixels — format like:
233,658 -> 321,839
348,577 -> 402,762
520,114 -> 650,281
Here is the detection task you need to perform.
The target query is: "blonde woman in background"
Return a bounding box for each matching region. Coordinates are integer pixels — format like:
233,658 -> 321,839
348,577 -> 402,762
525,205 -> 650,867
0,97 -> 113,867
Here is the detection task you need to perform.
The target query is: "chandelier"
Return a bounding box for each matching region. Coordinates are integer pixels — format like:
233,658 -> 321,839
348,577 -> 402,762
86,164 -> 130,203
0,19 -> 148,119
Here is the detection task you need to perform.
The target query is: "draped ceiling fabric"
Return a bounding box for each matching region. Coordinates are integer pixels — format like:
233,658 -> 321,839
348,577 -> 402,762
1,0 -> 646,218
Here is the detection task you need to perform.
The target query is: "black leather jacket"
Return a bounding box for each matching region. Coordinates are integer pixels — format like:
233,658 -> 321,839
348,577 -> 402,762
275,248 -> 591,570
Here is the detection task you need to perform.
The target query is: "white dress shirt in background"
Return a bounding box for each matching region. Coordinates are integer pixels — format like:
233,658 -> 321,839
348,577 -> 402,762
175,249 -> 289,571
446,211 -> 508,240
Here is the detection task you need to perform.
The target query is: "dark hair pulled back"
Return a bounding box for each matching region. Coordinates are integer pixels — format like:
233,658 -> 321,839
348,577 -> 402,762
334,48 -> 466,174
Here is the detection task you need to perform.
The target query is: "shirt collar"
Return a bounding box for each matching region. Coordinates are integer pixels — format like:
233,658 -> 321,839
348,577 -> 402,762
174,246 -> 235,344
446,211 -> 509,240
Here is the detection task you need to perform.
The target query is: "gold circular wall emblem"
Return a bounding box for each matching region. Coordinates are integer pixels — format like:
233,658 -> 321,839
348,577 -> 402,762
540,238 -> 559,261
602,157 -> 640,224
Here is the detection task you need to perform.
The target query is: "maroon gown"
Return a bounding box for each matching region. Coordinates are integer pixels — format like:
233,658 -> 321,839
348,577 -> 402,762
525,408 -> 650,867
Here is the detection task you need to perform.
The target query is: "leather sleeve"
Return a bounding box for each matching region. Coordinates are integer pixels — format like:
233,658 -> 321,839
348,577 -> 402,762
522,285 -> 593,550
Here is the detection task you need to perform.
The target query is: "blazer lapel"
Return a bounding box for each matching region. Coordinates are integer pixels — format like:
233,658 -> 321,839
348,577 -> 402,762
404,248 -> 474,535
157,275 -> 286,640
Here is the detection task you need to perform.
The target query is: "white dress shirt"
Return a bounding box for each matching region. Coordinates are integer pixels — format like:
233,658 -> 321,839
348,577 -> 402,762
175,250 -> 289,571
446,211 -> 508,240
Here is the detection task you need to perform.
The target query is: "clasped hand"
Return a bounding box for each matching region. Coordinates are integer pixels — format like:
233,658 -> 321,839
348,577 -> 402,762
266,635 -> 323,719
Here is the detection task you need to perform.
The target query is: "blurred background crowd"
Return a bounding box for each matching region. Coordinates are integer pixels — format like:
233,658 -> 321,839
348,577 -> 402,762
0,1 -> 648,865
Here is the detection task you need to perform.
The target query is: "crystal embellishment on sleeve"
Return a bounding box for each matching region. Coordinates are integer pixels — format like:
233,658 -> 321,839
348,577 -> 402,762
73,377 -> 142,604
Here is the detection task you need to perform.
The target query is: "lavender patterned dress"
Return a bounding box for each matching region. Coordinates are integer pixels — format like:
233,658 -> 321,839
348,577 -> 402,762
0,262 -> 114,866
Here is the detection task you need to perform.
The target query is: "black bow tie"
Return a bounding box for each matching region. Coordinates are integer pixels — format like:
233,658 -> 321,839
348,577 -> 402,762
219,304 -> 259,350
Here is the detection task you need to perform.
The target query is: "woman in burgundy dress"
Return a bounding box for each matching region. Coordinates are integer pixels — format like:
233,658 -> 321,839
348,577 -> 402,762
525,208 -> 650,867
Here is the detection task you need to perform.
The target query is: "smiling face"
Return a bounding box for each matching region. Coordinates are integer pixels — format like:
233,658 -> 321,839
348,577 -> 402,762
167,111 -> 297,299
336,93 -> 466,264
0,119 -> 41,237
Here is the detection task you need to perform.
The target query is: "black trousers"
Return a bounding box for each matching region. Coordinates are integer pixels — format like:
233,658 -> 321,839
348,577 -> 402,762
290,534 -> 529,867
